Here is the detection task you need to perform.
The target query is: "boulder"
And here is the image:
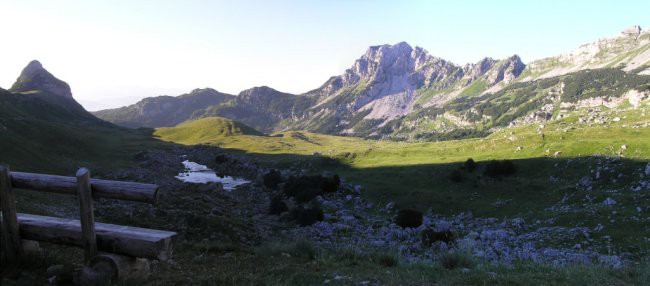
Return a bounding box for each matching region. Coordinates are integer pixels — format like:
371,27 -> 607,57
603,198 -> 617,206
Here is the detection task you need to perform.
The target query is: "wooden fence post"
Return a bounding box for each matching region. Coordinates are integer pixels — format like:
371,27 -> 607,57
76,168 -> 97,263
0,164 -> 23,262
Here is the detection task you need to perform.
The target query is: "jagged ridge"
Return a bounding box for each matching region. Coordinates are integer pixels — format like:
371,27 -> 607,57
94,26 -> 650,139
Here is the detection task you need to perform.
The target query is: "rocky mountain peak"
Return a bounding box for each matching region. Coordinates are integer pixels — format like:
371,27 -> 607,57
10,60 -> 73,98
23,60 -> 44,74
240,86 -> 278,96
487,55 -> 526,84
621,25 -> 642,37
463,57 -> 498,81
189,88 -> 219,95
359,42 -> 416,75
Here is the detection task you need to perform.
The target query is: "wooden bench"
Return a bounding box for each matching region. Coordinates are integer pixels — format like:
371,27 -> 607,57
0,164 -> 177,282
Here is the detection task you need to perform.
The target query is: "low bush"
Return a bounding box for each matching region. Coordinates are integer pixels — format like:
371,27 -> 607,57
322,174 -> 340,193
284,175 -> 322,202
263,169 -> 283,189
268,195 -> 288,215
464,158 -> 477,172
214,154 -> 229,163
291,205 -> 324,226
395,209 -> 423,228
284,174 -> 341,203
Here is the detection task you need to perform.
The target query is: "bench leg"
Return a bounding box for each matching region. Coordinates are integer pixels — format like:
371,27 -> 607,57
1,164 -> 24,262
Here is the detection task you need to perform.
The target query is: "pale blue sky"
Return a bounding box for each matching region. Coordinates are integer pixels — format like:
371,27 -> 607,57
1,0 -> 648,110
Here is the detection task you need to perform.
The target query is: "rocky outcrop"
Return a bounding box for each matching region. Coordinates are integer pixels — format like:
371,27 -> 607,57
524,26 -> 650,81
621,25 -> 642,37
10,60 -> 73,98
624,89 -> 650,108
485,55 -> 526,85
463,58 -> 497,82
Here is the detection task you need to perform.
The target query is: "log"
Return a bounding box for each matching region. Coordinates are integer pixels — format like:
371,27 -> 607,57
9,171 -> 158,204
0,164 -> 23,262
88,253 -> 151,282
77,168 -> 98,263
17,213 -> 176,260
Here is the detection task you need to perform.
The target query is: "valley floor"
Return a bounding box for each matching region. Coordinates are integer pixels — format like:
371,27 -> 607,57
2,104 -> 650,285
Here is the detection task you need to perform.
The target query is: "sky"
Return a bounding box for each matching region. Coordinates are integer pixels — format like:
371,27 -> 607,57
1,0 -> 649,111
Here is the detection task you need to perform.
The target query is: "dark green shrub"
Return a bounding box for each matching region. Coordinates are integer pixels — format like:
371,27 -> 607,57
284,175 -> 323,202
292,205 -> 324,226
268,195 -> 288,215
449,169 -> 463,182
214,154 -> 229,163
284,174 -> 340,202
395,209 -> 423,228
321,174 -> 340,193
464,158 -> 477,172
484,159 -> 516,178
421,229 -> 456,246
263,169 -> 283,189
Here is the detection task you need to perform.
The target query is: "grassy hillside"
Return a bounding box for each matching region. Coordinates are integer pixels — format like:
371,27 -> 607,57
0,90 -> 167,174
154,116 -> 264,144
155,104 -> 650,169
382,68 -> 650,140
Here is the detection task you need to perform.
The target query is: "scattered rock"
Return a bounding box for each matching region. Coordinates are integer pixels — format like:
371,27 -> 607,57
603,198 -> 617,206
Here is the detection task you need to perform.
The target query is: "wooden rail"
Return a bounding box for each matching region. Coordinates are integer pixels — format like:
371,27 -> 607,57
9,171 -> 159,203
0,163 -> 176,282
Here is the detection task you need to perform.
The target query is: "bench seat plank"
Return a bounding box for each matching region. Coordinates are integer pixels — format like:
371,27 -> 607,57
16,213 -> 176,261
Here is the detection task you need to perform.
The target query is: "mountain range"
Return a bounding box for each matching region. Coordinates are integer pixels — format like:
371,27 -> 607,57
4,26 -> 650,142
92,26 -> 650,140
